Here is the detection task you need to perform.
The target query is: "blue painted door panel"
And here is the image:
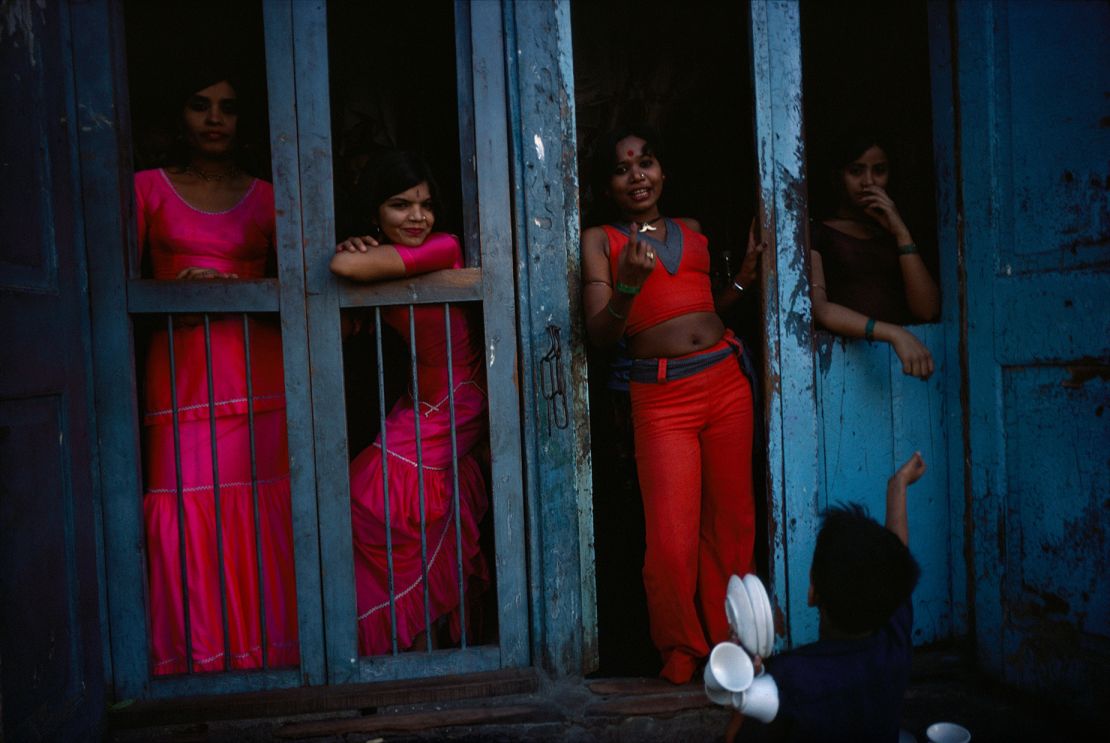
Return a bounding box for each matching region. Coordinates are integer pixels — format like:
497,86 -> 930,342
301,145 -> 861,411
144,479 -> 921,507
951,0 -> 1110,712
0,1 -> 104,737
82,0 -> 536,697
504,0 -> 596,676
755,2 -> 965,652
815,325 -> 955,646
266,0 -> 532,685
749,0 -> 820,651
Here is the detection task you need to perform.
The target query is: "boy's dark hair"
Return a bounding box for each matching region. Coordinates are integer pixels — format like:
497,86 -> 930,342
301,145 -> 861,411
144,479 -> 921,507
585,122 -> 665,224
810,503 -> 920,635
352,150 -> 440,235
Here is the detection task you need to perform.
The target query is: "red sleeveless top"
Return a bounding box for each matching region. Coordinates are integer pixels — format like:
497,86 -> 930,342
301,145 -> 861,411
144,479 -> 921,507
604,220 -> 716,336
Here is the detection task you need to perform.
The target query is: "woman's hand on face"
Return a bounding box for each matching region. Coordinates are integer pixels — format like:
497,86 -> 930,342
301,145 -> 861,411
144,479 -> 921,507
889,326 -> 934,379
336,235 -> 381,253
859,185 -> 909,239
614,227 -> 656,290
176,266 -> 238,280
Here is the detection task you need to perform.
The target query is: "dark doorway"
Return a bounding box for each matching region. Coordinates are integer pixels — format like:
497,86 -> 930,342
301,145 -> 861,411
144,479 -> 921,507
570,0 -> 762,677
800,0 -> 940,287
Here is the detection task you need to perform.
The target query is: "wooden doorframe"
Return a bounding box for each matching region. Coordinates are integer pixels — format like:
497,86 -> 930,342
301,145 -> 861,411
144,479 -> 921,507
503,0 -> 597,676
748,0 -> 820,650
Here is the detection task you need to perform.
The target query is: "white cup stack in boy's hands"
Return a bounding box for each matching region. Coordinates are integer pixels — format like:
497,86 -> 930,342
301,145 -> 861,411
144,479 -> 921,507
704,641 -> 754,705
731,672 -> 780,723
725,573 -> 775,658
710,573 -> 780,720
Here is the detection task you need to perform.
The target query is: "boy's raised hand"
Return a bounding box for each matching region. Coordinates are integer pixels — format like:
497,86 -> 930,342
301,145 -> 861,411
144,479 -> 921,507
892,451 -> 926,487
886,451 -> 924,546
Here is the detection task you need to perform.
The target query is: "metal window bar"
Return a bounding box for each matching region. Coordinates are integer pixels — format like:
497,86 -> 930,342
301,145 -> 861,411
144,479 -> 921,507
342,287 -> 487,660
165,316 -> 193,674
445,303 -> 467,648
202,314 -> 233,672
408,304 -> 433,652
374,306 -> 400,655
242,313 -> 268,669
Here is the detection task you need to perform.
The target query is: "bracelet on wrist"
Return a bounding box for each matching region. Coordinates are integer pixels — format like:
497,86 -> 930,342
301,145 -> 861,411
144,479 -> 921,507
615,281 -> 641,295
898,242 -> 918,255
605,303 -> 626,321
865,317 -> 876,342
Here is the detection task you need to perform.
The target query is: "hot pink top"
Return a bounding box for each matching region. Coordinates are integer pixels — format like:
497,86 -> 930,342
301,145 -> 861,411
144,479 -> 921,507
135,168 -> 276,279
134,169 -> 284,425
384,233 -> 483,394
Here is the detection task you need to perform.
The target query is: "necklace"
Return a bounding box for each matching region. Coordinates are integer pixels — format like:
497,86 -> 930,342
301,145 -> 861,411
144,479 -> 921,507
636,215 -> 665,233
612,218 -> 684,275
186,164 -> 240,182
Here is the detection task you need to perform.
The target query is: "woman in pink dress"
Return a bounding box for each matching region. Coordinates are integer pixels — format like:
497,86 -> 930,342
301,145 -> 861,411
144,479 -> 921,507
137,74 -> 299,674
331,151 -> 489,655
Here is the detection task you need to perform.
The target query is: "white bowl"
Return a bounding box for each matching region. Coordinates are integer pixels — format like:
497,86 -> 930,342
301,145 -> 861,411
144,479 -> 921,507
759,583 -> 774,656
742,573 -> 775,658
726,574 -> 759,655
926,722 -> 970,743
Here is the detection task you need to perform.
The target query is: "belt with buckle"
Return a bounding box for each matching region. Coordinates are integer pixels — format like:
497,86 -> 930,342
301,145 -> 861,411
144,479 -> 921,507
628,343 -> 737,384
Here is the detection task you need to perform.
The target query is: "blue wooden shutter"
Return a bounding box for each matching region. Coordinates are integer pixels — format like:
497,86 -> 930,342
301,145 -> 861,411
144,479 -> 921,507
0,0 -> 105,736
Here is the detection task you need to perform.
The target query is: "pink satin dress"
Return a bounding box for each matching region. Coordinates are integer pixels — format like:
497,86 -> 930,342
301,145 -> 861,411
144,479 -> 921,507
348,233 -> 490,655
136,169 -> 299,674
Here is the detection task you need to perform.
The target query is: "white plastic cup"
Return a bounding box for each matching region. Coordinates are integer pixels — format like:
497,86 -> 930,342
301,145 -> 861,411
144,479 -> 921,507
703,668 -> 733,706
926,722 -> 971,743
733,673 -> 779,723
703,642 -> 755,707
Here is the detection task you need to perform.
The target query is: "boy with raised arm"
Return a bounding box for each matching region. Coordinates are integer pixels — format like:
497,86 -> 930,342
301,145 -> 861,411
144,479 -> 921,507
726,453 -> 925,743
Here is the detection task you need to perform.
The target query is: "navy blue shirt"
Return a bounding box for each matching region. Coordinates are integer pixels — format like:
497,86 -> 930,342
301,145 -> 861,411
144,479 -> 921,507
746,600 -> 913,743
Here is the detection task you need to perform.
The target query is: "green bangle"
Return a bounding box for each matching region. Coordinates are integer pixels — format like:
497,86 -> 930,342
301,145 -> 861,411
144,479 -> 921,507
865,317 -> 876,341
606,303 -> 626,321
615,281 -> 641,295
898,242 -> 918,255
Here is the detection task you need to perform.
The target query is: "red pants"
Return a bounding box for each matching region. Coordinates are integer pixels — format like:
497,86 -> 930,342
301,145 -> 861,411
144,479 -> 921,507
630,340 -> 755,684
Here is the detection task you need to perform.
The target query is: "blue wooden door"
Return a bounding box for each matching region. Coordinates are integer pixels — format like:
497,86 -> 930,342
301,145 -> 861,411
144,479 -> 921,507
81,0 -> 549,699
752,1 -> 964,652
0,1 -> 105,738
748,0 -> 820,650
265,0 -> 531,685
946,0 -> 1110,711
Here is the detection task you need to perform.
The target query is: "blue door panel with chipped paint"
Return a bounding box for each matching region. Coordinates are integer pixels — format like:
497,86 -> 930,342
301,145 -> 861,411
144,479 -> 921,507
949,0 -> 1110,712
72,0 -> 569,703
814,325 -> 955,646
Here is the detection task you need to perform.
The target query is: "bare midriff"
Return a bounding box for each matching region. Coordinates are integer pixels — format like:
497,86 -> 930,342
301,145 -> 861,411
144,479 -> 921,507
626,311 -> 725,359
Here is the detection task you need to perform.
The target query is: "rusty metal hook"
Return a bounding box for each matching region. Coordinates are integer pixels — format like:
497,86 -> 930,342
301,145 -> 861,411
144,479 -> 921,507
539,324 -> 569,434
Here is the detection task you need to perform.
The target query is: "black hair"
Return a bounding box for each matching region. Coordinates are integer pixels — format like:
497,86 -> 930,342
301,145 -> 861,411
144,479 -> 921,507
808,128 -> 896,218
810,502 -> 920,635
351,150 -> 440,236
827,128 -> 891,172
160,61 -> 264,173
585,122 -> 665,225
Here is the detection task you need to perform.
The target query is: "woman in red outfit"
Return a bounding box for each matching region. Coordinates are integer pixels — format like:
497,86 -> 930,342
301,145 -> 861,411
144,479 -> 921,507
809,132 -> 940,379
581,124 -> 761,684
138,73 -> 299,675
331,152 -> 489,656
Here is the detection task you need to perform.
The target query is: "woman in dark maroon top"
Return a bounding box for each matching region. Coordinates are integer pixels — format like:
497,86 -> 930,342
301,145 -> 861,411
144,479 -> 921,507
809,133 -> 940,379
